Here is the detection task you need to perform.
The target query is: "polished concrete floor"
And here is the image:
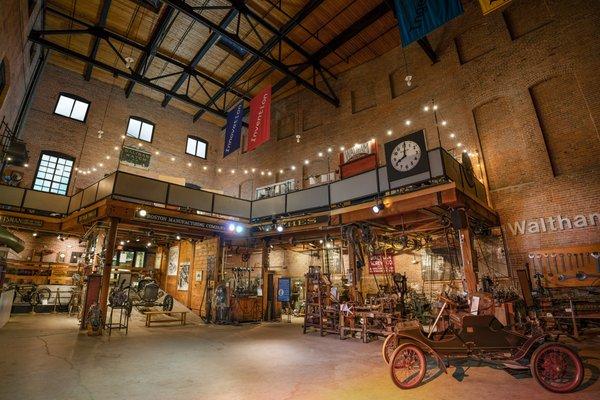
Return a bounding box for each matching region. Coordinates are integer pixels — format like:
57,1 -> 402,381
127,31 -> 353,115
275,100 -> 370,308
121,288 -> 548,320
0,312 -> 599,400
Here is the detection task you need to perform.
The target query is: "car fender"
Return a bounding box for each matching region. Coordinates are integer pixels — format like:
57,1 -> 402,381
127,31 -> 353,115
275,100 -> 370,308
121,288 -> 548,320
394,333 -> 448,374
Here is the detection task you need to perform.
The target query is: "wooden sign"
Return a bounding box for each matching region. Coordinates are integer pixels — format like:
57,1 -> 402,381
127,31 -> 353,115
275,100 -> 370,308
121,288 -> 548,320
77,209 -> 98,224
138,212 -> 226,232
253,215 -> 329,232
368,255 -> 395,275
0,215 -> 43,227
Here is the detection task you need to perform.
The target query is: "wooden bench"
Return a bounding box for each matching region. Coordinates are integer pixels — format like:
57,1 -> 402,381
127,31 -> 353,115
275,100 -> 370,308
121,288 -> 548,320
144,310 -> 188,327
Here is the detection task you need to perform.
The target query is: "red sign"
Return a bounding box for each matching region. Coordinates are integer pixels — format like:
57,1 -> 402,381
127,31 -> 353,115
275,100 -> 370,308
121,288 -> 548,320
368,255 -> 395,275
247,85 -> 271,151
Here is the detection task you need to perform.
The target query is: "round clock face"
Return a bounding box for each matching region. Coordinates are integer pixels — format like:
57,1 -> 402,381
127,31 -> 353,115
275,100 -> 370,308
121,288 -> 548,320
391,140 -> 421,172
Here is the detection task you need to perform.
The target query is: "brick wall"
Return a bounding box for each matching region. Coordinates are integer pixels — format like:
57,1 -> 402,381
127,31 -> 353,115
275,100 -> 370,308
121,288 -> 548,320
0,0 -> 42,129
214,0 -> 600,270
15,64 -> 223,194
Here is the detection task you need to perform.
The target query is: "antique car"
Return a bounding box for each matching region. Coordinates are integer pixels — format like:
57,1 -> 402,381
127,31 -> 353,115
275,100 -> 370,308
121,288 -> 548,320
381,295 -> 583,393
109,278 -> 174,314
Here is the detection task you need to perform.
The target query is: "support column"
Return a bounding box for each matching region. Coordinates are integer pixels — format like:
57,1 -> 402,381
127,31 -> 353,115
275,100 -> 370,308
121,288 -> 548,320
261,239 -> 270,321
459,227 -> 478,294
99,217 -> 119,323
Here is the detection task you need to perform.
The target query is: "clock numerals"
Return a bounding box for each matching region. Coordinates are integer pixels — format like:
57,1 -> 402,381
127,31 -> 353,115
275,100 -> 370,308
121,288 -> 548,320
390,140 -> 421,173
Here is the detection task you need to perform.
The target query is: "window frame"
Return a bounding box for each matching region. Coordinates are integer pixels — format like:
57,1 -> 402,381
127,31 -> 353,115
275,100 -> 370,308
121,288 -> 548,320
185,135 -> 208,159
126,116 -> 155,143
53,92 -> 91,123
32,151 -> 75,196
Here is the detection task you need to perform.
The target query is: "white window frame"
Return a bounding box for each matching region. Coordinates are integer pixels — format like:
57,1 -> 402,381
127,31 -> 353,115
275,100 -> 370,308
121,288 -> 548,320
126,116 -> 154,142
53,93 -> 90,122
186,136 -> 208,159
33,151 -> 74,195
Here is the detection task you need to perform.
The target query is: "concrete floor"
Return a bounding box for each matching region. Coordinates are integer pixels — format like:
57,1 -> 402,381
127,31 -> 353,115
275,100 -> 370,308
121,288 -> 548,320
0,313 -> 599,400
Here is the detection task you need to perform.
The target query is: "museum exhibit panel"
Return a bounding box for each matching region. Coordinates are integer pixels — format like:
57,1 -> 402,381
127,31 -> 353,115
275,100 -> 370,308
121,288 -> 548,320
0,0 -> 598,399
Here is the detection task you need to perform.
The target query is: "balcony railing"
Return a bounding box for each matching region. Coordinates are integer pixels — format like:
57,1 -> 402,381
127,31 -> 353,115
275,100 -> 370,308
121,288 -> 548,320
0,148 -> 488,222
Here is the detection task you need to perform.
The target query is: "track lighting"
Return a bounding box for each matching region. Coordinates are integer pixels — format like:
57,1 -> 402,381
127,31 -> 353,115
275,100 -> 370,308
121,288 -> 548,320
176,234 -> 181,240
276,225 -> 284,233
138,209 -> 147,217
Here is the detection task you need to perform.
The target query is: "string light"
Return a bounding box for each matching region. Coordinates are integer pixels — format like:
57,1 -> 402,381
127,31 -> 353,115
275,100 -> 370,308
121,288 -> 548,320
433,104 -> 438,110
423,105 -> 429,112
291,165 -> 296,170
203,166 -> 207,170
187,162 -> 192,167
457,142 -> 462,147
279,169 -> 284,174
114,146 -> 119,151
171,157 -> 176,161
231,169 -> 235,174
304,159 -> 309,165
405,120 -> 411,126
217,168 -> 222,173
155,151 -> 160,155
267,171 -> 272,176
327,147 -> 332,153
260,171 -> 265,176
244,170 -> 248,174
318,151 -> 323,157
105,155 -> 111,160
441,120 -> 447,126
449,133 -> 456,138
387,129 -> 393,136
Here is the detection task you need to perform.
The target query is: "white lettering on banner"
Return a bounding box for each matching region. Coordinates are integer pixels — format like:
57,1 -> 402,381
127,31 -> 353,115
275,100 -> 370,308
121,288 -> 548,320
503,213 -> 599,236
250,93 -> 268,144
225,105 -> 242,153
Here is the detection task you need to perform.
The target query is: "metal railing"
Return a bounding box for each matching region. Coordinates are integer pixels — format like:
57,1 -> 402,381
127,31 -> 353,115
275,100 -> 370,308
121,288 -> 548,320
0,148 -> 488,222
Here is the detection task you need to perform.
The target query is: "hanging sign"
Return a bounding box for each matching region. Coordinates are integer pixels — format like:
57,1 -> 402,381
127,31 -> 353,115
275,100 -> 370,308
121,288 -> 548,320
277,277 -> 291,302
120,146 -> 151,169
369,255 -> 395,275
77,209 -> 98,224
247,85 -> 271,152
224,101 -> 244,157
478,0 -> 511,15
393,0 -> 464,46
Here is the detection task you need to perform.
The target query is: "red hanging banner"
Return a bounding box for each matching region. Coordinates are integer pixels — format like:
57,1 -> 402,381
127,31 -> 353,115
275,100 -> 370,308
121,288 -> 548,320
247,85 -> 271,152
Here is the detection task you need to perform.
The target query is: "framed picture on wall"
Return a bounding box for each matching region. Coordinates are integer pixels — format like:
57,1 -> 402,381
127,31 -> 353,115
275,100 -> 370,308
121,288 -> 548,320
195,270 -> 202,282
154,251 -> 163,270
167,246 -> 179,276
178,263 -> 190,291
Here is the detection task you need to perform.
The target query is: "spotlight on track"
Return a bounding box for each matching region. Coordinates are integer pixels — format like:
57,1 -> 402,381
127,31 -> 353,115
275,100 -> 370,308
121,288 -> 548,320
138,209 -> 147,217
235,225 -> 244,234
372,203 -> 385,214
276,224 -> 284,233
228,223 -> 236,232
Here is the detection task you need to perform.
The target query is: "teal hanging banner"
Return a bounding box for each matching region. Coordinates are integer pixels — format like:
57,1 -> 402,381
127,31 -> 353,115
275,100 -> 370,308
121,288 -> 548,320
394,0 -> 464,46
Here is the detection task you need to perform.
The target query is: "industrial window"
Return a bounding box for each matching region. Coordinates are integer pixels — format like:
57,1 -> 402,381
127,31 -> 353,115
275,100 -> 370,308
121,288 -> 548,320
54,93 -> 90,122
126,116 -> 154,142
186,136 -> 208,159
33,151 -> 74,195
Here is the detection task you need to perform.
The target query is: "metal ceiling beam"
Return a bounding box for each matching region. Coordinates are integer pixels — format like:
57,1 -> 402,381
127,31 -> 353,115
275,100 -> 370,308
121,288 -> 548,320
192,0 -> 324,122
218,1 -> 390,129
162,8 -> 239,107
29,31 -> 228,118
125,6 -> 176,97
83,0 -> 112,81
159,0 -> 338,109
45,7 -> 250,103
272,2 -> 391,94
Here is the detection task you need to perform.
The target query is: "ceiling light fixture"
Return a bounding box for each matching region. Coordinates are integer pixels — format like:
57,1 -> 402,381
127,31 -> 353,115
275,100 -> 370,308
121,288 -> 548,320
372,203 -> 385,214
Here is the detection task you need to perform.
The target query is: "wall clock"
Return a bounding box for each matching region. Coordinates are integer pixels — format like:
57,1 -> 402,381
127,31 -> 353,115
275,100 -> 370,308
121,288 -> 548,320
384,130 -> 430,185
390,140 -> 421,172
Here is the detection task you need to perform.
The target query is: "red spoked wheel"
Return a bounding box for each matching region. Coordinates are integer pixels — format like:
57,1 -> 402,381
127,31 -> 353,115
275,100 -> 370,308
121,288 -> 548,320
382,334 -> 399,365
531,343 -> 584,393
389,343 -> 427,389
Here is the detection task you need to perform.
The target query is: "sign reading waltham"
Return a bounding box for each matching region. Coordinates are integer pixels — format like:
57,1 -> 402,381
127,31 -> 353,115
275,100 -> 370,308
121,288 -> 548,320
138,213 -> 226,232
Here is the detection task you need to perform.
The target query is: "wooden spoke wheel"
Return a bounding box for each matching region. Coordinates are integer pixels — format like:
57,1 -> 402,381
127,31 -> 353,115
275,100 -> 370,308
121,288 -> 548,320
389,343 -> 427,389
382,333 -> 399,365
531,343 -> 583,393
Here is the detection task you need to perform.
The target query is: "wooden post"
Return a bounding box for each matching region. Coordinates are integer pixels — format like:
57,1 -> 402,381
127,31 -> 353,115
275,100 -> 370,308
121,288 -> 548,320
261,239 -> 270,321
459,227 -> 478,294
99,217 -> 118,323
347,239 -> 360,302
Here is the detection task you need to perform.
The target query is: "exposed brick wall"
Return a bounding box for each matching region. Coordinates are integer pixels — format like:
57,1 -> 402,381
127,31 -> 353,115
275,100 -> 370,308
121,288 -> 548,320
0,0 -> 41,129
214,0 -> 600,271
15,64 -> 222,194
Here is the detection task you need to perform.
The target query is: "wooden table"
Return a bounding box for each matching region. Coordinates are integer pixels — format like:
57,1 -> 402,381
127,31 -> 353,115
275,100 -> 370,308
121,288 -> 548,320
144,311 -> 188,327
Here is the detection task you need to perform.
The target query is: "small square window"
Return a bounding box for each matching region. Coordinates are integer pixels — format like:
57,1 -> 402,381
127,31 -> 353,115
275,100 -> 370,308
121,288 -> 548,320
54,93 -> 90,122
126,117 -> 154,142
185,136 -> 208,159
